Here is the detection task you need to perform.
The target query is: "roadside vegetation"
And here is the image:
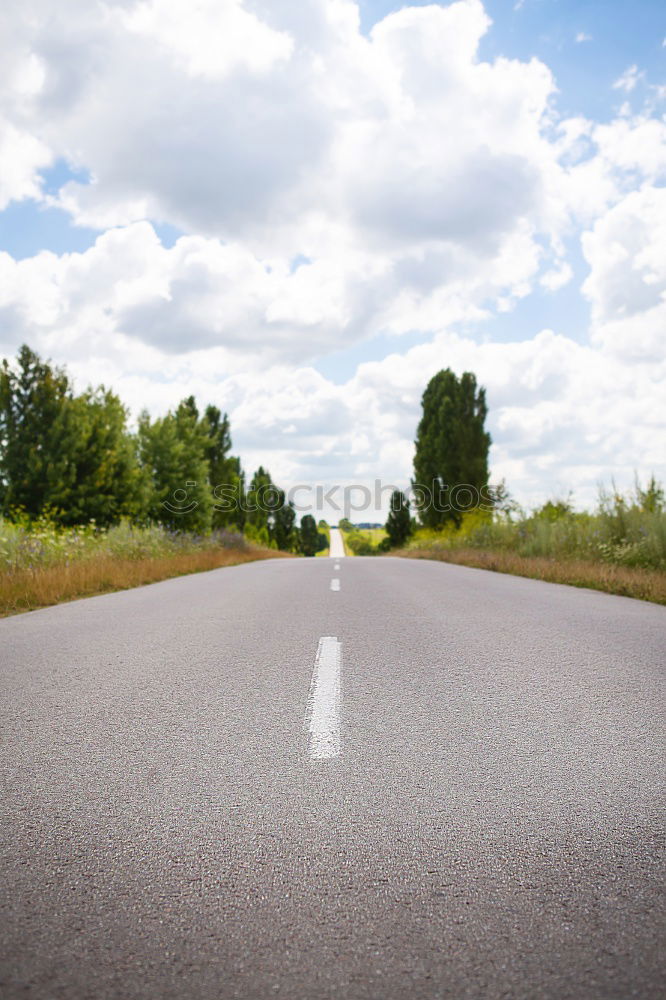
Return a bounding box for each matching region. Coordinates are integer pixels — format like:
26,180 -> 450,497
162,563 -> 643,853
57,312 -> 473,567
0,345 -> 307,552
2,348 -> 664,608
315,520 -> 331,556
339,519 -> 387,555
344,479 -> 666,605
0,517 -> 287,615
399,482 -> 666,604
0,345 -> 319,615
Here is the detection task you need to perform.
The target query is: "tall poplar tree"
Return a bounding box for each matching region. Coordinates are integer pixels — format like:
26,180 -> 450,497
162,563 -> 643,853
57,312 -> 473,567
385,490 -> 412,548
299,514 -> 320,556
413,369 -> 490,529
203,404 -> 245,530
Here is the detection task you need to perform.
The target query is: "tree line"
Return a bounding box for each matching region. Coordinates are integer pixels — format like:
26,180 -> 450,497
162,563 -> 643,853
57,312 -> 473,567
1,346 -> 493,555
0,345 -> 325,554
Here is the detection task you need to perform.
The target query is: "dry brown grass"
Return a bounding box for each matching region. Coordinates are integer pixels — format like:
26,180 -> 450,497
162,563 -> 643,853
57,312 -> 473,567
0,546 -> 290,616
398,547 -> 666,604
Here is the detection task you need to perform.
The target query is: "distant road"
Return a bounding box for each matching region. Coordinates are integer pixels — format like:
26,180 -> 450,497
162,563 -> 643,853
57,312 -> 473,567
329,525 -> 346,559
1,557 -> 664,999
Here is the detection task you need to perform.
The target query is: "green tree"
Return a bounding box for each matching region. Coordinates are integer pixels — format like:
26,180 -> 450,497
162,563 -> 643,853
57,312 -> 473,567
46,388 -> 146,526
137,401 -> 213,533
245,466 -> 274,546
385,490 -> 412,548
271,490 -> 298,551
0,346 -> 143,525
413,369 -> 490,529
300,514 -> 320,556
244,468 -> 296,550
203,404 -> 245,530
0,345 -> 70,515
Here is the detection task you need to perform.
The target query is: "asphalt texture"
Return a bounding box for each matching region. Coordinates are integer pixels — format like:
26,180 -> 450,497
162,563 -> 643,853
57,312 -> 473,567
1,555 -> 664,999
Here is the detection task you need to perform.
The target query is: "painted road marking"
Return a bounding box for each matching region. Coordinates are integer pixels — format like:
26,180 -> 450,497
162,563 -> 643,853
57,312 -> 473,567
334,563 -> 340,571
330,578 -> 340,592
306,637 -> 341,760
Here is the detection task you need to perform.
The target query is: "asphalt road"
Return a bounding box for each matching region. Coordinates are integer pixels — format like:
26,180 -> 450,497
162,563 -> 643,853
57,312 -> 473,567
1,556 -> 664,1000
329,526 -> 346,559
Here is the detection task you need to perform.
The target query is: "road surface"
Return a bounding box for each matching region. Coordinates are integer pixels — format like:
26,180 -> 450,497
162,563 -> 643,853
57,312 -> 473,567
329,525 -> 346,559
1,556 -> 664,999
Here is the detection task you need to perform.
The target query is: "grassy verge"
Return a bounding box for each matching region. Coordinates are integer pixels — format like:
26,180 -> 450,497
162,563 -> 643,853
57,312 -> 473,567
0,546 -> 287,616
398,547 -> 666,604
0,518 -> 291,616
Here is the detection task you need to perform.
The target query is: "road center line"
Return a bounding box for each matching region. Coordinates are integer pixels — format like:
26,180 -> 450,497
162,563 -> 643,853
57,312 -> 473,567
334,563 -> 340,571
330,577 -> 340,591
305,637 -> 341,760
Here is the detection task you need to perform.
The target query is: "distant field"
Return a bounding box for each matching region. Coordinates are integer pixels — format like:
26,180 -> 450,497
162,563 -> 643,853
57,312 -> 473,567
361,528 -> 387,543
340,525 -> 387,555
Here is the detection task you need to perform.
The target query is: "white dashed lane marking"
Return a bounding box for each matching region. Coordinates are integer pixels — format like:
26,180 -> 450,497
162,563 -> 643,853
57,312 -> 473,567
305,637 -> 342,760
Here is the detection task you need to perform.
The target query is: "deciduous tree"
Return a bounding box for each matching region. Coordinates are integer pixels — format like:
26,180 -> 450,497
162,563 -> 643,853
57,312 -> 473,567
300,514 -> 320,556
385,490 -> 412,548
413,369 -> 490,529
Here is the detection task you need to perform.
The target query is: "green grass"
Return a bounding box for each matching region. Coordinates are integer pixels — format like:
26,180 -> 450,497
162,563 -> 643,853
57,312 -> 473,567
339,525 -> 387,555
405,500 -> 666,572
0,516 -> 254,570
0,517 -> 287,615
398,481 -> 666,603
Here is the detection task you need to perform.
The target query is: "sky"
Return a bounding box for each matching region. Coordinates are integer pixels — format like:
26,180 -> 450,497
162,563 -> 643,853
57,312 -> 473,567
0,0 -> 664,517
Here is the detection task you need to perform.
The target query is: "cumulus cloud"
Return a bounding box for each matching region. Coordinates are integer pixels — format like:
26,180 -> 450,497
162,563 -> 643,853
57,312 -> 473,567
2,1 -> 559,253
0,0 -> 664,506
0,217 -> 545,365
582,186 -> 666,364
124,0 -> 294,79
0,120 -> 51,209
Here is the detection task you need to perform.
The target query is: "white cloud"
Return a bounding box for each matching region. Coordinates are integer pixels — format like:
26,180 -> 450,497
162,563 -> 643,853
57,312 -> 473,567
0,119 -> 52,209
2,0 -> 559,257
2,219 -> 663,511
540,260 -> 573,291
582,185 -> 666,364
0,219 -> 539,364
592,114 -> 666,180
0,0 -> 664,507
575,32 -> 592,43
123,0 -> 294,79
612,65 -> 644,93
